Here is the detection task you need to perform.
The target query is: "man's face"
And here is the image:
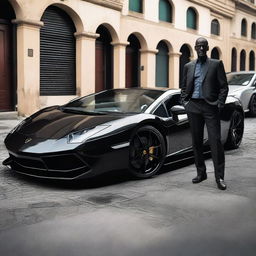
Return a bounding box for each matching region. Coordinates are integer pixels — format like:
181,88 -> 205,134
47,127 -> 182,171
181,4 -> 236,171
195,39 -> 208,58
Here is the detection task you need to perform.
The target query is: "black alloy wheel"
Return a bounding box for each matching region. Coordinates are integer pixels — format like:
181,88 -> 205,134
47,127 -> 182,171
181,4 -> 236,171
225,110 -> 244,149
129,125 -> 166,178
249,94 -> 256,117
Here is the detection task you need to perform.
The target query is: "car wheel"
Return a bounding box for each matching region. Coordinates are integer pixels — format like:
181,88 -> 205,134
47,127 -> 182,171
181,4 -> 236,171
225,110 -> 244,150
129,125 -> 166,178
249,94 -> 256,117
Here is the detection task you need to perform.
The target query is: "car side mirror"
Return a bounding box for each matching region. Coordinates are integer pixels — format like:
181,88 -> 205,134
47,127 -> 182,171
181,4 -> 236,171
170,105 -> 186,115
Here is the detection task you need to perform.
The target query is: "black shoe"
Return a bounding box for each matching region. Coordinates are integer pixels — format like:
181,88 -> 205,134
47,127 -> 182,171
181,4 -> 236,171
216,179 -> 227,190
192,173 -> 207,184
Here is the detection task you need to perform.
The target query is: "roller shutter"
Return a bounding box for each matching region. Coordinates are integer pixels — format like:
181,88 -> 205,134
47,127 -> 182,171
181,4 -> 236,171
40,6 -> 76,96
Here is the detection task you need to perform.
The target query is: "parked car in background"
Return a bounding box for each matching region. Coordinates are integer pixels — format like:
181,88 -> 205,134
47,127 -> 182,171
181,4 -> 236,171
227,71 -> 256,116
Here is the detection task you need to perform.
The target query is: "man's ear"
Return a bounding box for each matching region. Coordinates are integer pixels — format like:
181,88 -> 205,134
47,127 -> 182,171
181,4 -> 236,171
206,45 -> 209,51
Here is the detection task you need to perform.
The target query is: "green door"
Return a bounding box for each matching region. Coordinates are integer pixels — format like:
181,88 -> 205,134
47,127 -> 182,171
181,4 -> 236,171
156,42 -> 169,88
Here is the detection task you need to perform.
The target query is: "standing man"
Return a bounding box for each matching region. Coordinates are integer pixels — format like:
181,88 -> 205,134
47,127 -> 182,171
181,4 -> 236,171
180,37 -> 229,190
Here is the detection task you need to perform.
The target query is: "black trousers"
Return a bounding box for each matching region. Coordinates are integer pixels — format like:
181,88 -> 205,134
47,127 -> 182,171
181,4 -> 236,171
185,99 -> 225,181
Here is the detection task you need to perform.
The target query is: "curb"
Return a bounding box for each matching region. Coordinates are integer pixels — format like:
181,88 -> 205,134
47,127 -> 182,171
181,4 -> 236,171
0,112 -> 19,120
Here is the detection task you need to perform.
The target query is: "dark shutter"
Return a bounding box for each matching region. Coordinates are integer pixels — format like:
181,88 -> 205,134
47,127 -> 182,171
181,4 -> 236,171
40,6 -> 76,96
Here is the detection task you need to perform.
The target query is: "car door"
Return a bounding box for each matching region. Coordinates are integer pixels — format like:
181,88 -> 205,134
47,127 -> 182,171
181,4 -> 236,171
152,93 -> 192,157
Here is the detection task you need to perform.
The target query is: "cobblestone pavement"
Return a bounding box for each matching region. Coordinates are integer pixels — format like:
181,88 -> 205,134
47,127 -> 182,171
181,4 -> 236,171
0,116 -> 256,256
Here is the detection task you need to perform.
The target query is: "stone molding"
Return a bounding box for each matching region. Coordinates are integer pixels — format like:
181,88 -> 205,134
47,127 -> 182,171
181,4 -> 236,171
74,31 -> 100,39
12,19 -> 44,28
81,0 -> 123,11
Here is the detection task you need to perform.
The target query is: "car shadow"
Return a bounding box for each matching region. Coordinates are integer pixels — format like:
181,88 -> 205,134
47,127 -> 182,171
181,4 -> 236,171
0,152 -> 213,190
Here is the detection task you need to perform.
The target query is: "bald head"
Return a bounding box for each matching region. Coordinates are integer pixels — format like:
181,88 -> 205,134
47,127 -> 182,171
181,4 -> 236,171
195,37 -> 209,60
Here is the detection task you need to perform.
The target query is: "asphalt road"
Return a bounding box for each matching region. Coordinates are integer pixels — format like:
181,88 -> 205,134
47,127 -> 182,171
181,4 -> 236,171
0,115 -> 255,256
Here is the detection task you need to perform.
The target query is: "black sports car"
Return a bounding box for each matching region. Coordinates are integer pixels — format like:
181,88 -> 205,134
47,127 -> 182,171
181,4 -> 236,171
3,88 -> 244,180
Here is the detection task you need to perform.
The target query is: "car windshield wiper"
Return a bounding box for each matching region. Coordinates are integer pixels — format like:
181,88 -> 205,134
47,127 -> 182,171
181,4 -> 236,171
60,107 -> 106,115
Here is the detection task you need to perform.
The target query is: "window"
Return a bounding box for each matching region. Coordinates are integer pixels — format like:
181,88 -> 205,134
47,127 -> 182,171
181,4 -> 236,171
186,7 -> 197,30
251,23 -> 256,39
129,0 -> 143,13
231,48 -> 237,72
159,0 -> 172,23
241,18 -> 247,37
211,19 -> 220,36
153,103 -> 169,117
240,50 -> 246,71
249,51 -> 255,71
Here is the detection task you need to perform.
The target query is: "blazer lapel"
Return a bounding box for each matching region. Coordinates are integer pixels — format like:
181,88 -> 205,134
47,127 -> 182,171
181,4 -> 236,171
188,61 -> 196,84
201,58 -> 210,83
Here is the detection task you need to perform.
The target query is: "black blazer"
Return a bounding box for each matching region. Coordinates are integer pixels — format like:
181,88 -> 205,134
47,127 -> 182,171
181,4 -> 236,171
180,58 -> 228,107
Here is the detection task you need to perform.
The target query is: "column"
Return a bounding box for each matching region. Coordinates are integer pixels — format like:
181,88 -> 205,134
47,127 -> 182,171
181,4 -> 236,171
140,49 -> 158,88
169,52 -> 181,89
13,19 -> 43,116
111,42 -> 129,88
75,32 -> 99,96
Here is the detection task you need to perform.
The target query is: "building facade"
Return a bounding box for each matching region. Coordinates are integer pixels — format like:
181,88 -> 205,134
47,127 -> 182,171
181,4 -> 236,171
0,0 -> 255,116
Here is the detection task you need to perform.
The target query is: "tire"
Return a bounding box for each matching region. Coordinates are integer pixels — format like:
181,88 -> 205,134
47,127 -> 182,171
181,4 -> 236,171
249,94 -> 256,117
225,110 -> 244,150
129,125 -> 166,178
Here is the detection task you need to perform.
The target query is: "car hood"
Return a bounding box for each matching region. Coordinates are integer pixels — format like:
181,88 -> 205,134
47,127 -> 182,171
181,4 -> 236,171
228,85 -> 245,94
17,107 -> 130,139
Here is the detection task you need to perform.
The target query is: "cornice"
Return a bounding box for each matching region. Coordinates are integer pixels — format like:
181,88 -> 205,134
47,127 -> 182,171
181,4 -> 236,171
189,0 -> 236,18
234,0 -> 256,16
81,0 -> 123,11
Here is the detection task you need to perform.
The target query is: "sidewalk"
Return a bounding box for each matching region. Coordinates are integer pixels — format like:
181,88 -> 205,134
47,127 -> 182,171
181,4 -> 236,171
0,112 -> 19,120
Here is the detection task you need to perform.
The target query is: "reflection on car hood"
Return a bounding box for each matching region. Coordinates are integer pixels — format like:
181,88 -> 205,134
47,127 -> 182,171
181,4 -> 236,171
228,85 -> 245,94
17,108 -> 129,139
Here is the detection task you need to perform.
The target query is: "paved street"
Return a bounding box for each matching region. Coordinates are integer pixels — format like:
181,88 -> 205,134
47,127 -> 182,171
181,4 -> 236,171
0,115 -> 255,256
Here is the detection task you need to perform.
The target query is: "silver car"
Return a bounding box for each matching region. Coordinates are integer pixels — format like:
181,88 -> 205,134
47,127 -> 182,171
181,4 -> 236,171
227,71 -> 256,116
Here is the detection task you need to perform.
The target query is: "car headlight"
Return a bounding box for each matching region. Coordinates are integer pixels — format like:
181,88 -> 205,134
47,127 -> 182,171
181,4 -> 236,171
67,125 -> 110,144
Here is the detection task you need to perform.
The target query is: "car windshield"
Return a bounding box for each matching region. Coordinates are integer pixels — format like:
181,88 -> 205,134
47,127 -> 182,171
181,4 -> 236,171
63,89 -> 164,114
227,73 -> 254,86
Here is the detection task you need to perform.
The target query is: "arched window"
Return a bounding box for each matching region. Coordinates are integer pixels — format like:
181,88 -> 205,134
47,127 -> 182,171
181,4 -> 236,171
211,47 -> 220,60
231,48 -> 237,72
251,23 -> 256,39
186,8 -> 197,30
159,0 -> 172,23
129,0 -> 143,13
156,41 -> 169,87
241,18 -> 247,37
211,19 -> 220,36
240,50 -> 246,71
249,51 -> 255,71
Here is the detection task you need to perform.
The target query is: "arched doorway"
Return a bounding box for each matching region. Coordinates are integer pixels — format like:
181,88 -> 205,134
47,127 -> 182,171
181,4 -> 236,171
126,34 -> 141,88
179,44 -> 191,87
40,6 -> 76,95
240,50 -> 246,71
211,47 -> 220,59
249,51 -> 255,71
95,25 -> 113,92
231,48 -> 237,72
156,41 -> 169,87
0,0 -> 16,111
